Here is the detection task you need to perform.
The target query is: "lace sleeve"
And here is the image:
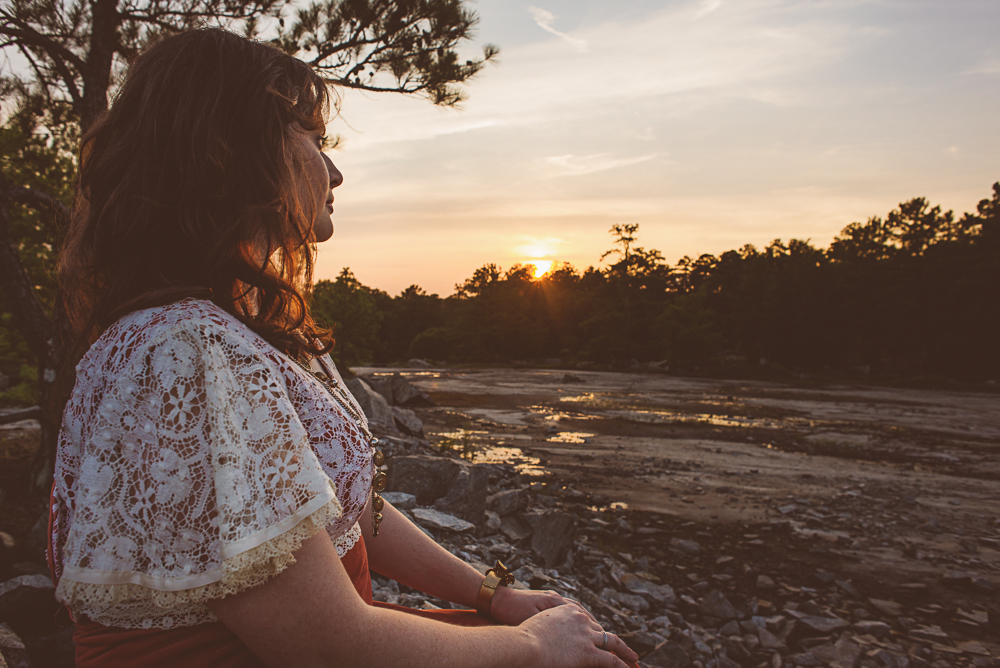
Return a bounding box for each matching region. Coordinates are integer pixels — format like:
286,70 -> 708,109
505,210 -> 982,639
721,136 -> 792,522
55,317 -> 343,629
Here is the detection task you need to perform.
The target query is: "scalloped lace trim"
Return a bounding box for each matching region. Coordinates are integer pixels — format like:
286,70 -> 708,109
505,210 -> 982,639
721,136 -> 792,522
332,521 -> 362,558
56,497 -> 343,630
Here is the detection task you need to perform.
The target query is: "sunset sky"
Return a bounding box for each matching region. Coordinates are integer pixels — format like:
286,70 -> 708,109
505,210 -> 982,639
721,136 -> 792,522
318,0 -> 1000,296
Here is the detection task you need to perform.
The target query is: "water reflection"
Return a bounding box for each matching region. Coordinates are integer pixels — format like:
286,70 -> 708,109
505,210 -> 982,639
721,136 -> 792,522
475,445 -> 545,476
429,429 -> 544,475
557,393 -> 811,430
547,431 -> 596,444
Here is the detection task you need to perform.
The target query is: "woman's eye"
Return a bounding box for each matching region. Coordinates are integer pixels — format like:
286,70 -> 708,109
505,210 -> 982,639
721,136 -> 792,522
317,135 -> 327,149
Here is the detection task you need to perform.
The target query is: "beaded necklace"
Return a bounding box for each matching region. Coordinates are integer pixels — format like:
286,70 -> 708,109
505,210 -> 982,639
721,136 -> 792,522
292,355 -> 387,537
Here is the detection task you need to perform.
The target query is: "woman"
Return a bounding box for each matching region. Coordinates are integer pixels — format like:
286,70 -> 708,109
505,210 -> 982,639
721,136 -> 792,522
49,28 -> 639,668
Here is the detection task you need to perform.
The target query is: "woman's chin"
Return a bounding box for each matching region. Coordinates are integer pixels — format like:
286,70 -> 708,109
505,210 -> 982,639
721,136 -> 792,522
312,219 -> 334,243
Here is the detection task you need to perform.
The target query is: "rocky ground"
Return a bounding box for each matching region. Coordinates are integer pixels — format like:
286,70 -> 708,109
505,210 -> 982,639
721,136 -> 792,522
0,366 -> 997,667
362,365 -> 1000,668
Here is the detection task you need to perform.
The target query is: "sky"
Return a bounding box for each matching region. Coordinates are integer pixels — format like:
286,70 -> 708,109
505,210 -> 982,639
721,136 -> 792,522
317,0 -> 1000,296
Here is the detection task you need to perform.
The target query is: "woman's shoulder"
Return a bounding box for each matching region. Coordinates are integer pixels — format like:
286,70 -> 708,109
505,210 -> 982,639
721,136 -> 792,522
108,298 -> 248,344
82,299 -> 266,372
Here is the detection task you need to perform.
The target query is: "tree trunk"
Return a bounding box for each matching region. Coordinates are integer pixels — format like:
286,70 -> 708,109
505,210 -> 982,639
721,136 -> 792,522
79,0 -> 119,130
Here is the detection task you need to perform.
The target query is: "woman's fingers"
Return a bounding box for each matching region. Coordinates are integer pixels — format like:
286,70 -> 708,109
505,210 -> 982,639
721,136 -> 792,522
602,632 -> 639,665
593,645 -> 632,668
585,616 -> 637,663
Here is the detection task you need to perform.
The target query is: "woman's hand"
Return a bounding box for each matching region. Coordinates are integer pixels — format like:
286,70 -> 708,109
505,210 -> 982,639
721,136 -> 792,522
489,585 -> 596,626
519,604 -> 639,668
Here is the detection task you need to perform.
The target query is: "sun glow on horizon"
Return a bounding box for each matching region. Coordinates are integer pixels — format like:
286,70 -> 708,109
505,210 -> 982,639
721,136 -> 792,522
517,238 -> 562,259
530,260 -> 554,278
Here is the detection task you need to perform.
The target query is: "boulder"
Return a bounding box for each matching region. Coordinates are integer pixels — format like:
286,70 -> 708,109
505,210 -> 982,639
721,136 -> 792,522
486,489 -> 523,517
0,622 -> 30,668
359,373 -> 434,408
620,573 -> 676,606
359,375 -> 395,403
411,508 -> 475,533
615,591 -> 649,613
670,538 -> 701,555
500,515 -> 532,542
644,641 -> 690,668
408,358 -> 431,368
433,466 -> 489,526
786,609 -> 850,635
484,510 -> 502,535
758,626 -> 784,650
345,378 -> 399,434
380,492 -> 417,510
909,625 -> 949,643
387,456 -> 488,525
514,565 -> 554,589
811,637 -> 861,667
870,649 -> 910,668
867,598 -> 903,617
0,574 -> 57,636
391,406 -> 424,438
389,374 -> 435,408
854,620 -> 891,639
386,456 -> 460,505
618,630 -> 667,655
699,590 -> 741,621
719,618 -> 740,636
530,512 -> 575,568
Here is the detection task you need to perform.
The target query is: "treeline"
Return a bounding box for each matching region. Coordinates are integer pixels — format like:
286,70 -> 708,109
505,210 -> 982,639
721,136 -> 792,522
2,184 -> 998,406
312,184 -> 1000,382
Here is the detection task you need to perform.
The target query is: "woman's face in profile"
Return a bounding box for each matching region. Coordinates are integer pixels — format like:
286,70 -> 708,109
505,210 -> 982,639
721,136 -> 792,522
289,124 -> 343,243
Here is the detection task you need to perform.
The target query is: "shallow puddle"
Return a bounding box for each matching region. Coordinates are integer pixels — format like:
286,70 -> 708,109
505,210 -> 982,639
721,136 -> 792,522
546,431 -> 596,444
473,445 -> 545,475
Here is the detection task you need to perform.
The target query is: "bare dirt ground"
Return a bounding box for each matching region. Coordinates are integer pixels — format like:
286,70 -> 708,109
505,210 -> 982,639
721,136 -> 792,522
359,366 -> 1000,655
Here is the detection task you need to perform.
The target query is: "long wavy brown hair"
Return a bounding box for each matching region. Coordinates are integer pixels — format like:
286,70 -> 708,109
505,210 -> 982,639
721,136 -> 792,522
60,28 -> 334,362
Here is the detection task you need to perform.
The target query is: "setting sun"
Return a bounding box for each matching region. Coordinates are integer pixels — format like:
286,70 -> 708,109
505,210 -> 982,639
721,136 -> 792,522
530,261 -> 553,278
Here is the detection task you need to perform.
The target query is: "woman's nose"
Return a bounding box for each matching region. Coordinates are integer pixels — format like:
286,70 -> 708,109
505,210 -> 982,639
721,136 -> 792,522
323,153 -> 343,189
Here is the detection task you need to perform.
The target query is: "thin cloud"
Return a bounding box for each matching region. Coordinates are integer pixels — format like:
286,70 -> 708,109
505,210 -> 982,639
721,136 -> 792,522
545,153 -> 658,176
693,0 -> 723,20
962,54 -> 1000,75
528,6 -> 588,52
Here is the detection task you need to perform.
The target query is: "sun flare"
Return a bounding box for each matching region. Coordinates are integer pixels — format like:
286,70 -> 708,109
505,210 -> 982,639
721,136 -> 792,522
530,260 -> 554,278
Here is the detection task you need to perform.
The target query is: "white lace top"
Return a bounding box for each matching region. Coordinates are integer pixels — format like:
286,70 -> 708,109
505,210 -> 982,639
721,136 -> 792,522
51,299 -> 374,629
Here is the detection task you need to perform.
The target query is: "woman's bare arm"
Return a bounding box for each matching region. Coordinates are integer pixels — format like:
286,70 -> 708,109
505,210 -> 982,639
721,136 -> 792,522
361,499 -> 484,607
207,530 -> 636,668
360,499 -> 599,626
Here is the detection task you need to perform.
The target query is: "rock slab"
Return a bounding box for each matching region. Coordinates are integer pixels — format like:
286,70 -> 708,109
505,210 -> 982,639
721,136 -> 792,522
411,508 -> 475,533
530,512 -> 575,568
